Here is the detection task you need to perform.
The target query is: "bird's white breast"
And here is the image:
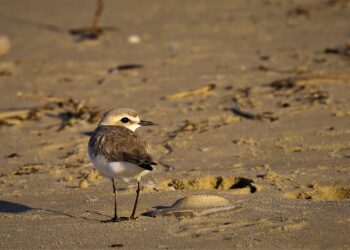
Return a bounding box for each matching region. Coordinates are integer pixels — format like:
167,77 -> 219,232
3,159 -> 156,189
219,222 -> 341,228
88,153 -> 150,182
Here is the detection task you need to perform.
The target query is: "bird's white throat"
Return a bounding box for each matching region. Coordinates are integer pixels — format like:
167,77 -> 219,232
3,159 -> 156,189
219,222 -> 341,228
127,123 -> 141,132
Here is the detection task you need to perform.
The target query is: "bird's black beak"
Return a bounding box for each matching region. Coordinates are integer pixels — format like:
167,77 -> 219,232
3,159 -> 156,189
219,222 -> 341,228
138,120 -> 157,126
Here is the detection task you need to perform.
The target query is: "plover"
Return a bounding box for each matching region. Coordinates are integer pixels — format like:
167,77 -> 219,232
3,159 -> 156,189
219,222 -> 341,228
88,108 -> 157,222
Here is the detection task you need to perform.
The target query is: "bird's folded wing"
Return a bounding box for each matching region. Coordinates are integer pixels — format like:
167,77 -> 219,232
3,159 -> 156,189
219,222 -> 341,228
121,152 -> 156,171
90,126 -> 156,171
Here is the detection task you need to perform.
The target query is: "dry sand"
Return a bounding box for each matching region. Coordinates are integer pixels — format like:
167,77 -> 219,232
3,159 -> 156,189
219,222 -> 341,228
0,0 -> 350,249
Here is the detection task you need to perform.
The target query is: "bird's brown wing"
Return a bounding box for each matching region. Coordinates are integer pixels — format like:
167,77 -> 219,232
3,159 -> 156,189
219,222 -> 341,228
88,126 -> 156,170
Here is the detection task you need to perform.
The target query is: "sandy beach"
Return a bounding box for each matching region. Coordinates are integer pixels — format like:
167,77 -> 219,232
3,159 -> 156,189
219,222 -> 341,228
0,0 -> 350,249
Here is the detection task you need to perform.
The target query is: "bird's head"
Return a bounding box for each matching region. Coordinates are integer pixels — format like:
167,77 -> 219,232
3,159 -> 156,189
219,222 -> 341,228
98,108 -> 157,132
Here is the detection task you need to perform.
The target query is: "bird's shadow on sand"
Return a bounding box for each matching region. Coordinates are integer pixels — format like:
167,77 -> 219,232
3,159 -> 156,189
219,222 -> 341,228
0,200 -> 165,221
0,200 -> 110,222
0,200 -> 32,213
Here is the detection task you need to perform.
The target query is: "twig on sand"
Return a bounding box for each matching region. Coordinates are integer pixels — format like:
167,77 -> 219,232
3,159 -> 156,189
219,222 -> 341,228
17,92 -> 68,104
162,84 -> 216,100
231,102 -> 278,122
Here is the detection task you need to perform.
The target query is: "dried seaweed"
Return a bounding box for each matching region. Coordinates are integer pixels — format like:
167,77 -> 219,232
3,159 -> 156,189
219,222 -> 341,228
166,120 -> 199,139
12,163 -> 45,176
267,74 -> 350,90
2,93 -> 102,131
324,42 -> 350,57
287,6 -> 311,17
0,70 -> 12,76
263,75 -> 345,106
53,99 -> 101,131
301,90 -> 330,105
325,0 -> 350,7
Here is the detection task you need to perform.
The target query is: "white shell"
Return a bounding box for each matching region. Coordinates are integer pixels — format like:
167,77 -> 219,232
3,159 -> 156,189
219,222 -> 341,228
152,195 -> 237,218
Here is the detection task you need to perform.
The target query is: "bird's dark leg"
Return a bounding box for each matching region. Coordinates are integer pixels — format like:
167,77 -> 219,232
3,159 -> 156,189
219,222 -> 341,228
130,181 -> 141,219
101,178 -> 128,223
112,178 -> 118,222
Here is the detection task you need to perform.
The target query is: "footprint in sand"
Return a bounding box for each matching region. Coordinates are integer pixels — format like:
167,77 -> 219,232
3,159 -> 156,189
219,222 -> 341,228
156,175 -> 259,194
283,184 -> 350,201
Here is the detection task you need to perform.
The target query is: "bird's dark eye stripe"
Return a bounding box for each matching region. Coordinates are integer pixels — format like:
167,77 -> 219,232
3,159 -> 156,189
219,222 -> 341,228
121,117 -> 129,123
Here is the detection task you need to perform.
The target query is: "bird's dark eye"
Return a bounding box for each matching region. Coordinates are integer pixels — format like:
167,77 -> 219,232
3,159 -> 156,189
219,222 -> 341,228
121,117 -> 129,123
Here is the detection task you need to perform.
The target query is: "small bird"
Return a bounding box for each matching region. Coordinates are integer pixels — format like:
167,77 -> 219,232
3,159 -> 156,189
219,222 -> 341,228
88,108 -> 157,222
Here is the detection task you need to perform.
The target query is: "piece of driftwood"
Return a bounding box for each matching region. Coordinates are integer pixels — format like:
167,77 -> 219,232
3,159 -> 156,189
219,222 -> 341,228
0,109 -> 34,120
162,84 -> 216,100
0,109 -> 38,125
267,74 -> 350,90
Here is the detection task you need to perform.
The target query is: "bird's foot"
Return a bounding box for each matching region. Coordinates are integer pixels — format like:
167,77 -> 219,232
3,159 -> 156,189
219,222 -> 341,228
101,216 -> 129,223
129,215 -> 138,220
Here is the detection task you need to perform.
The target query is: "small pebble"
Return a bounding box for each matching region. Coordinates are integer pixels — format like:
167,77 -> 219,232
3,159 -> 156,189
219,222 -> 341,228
0,35 -> 11,55
334,110 -> 349,117
87,171 -> 100,181
64,176 -> 73,182
169,43 -> 177,52
240,65 -> 247,71
128,35 -> 141,44
51,169 -> 62,175
199,147 -> 211,152
79,179 -> 88,189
